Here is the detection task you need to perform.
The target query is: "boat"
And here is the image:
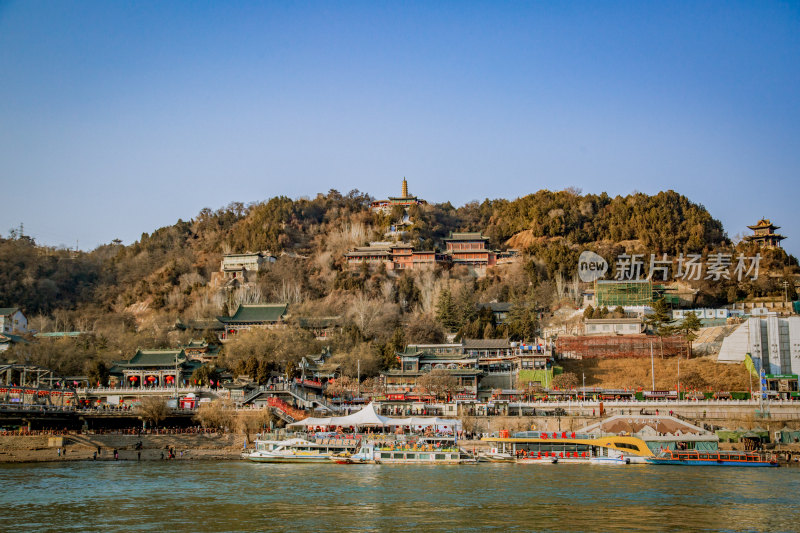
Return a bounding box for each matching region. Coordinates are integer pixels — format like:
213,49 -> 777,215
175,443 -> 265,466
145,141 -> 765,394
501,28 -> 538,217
478,447 -> 516,463
343,438 -> 476,464
646,449 -> 778,467
482,430 -> 654,464
245,436 -> 359,463
589,456 -> 630,465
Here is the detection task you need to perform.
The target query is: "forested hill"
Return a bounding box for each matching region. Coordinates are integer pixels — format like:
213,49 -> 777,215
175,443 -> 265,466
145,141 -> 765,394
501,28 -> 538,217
485,189 -> 727,253
0,188 -> 793,318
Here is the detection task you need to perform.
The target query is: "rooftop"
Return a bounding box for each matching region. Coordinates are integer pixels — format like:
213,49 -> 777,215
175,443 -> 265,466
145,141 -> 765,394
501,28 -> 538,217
218,303 -> 288,324
444,232 -> 488,241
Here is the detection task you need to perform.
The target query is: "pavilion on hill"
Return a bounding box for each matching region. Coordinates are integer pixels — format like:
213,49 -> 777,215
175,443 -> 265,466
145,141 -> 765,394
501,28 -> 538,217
744,218 -> 786,247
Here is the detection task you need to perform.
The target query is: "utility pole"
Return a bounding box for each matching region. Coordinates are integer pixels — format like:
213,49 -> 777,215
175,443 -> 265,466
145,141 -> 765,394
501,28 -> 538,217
357,359 -> 360,398
650,341 -> 655,391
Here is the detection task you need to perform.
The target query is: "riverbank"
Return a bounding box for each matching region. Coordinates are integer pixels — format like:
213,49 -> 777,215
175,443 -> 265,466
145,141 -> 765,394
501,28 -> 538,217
0,432 -> 246,463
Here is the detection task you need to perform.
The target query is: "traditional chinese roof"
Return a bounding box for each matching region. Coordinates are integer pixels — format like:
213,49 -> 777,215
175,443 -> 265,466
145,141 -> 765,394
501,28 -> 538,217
0,333 -> 29,345
118,348 -> 187,367
747,218 -> 780,230
444,232 -> 488,242
478,302 -> 512,313
34,331 -> 85,338
0,308 -> 20,316
462,338 -> 512,350
217,303 -> 288,324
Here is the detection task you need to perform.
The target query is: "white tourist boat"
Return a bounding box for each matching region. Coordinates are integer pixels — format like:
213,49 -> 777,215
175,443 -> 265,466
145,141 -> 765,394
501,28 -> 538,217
339,439 -> 476,465
246,437 -> 359,463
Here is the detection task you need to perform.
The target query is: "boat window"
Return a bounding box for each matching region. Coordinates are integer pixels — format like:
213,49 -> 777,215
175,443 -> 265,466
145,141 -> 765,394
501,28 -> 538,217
699,454 -> 710,459
615,442 -> 640,451
747,456 -> 755,462
435,454 -> 446,460
393,453 -> 403,459
381,453 -> 391,459
418,454 -> 430,460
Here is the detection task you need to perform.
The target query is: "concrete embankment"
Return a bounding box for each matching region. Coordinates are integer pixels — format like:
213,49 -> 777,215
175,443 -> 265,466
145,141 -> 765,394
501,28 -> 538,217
0,432 -> 246,463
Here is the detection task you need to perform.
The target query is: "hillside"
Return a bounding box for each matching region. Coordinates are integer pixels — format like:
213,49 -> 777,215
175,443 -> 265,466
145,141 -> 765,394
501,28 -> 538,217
0,187 -> 797,381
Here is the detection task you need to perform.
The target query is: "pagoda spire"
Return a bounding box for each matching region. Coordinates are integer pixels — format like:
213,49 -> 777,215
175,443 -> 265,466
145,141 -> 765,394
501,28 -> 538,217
402,177 -> 408,198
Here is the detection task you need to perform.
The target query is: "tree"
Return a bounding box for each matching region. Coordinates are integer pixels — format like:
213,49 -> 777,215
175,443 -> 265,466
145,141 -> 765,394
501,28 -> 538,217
190,364 -> 222,386
583,305 -> 595,320
405,313 -> 446,344
455,285 -> 477,328
84,359 -> 110,387
329,342 -> 382,379
644,298 -> 674,358
674,311 -> 702,358
324,376 -> 358,398
435,288 -> 458,330
507,293 -> 537,341
236,408 -> 274,442
416,368 -> 458,401
138,396 -> 169,427
194,399 -> 235,429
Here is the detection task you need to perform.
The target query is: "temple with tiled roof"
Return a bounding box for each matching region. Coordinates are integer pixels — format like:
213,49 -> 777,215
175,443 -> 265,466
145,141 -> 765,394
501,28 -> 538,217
110,348 -> 202,388
744,218 -> 786,248
217,303 -> 288,339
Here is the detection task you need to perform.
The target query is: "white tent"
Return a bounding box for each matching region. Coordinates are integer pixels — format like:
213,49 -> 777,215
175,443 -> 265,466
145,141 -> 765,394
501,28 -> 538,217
288,403 -> 461,430
288,403 -> 390,428
387,417 -> 461,430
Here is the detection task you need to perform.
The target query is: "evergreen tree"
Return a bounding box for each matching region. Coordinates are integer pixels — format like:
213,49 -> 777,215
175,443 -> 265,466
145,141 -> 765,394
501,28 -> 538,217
674,311 -> 702,358
644,298 -> 675,357
455,285 -> 477,328
435,288 -> 458,330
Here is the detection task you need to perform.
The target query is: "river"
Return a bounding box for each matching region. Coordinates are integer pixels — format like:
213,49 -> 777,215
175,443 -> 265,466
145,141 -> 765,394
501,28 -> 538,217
2,461 -> 799,532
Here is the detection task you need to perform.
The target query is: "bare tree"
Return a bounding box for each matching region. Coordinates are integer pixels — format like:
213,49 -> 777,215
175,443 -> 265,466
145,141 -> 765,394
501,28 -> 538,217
417,368 -> 458,401
194,399 -> 235,429
138,396 -> 169,427
236,408 -> 274,441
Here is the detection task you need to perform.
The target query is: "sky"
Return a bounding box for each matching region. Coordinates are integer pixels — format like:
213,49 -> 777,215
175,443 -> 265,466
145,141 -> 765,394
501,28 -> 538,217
1,1 -> 799,256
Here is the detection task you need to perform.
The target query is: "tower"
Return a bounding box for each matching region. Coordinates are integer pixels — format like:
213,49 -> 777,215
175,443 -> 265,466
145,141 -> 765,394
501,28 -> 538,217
402,178 -> 408,198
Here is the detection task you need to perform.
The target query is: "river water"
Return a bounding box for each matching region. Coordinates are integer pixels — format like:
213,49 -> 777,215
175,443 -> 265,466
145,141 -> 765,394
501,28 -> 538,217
2,461 -> 799,532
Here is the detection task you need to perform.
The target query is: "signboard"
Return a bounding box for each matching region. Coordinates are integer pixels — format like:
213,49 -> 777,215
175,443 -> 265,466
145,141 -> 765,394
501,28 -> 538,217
579,251 -> 761,282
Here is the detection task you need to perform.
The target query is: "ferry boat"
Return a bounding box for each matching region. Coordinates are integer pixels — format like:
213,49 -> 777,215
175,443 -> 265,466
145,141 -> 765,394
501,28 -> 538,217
340,438 -> 476,464
646,449 -> 778,467
245,437 -> 359,463
482,431 -> 654,464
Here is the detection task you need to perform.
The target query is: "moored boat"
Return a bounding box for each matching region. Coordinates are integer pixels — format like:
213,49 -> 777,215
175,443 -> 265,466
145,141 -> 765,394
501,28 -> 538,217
646,449 -> 778,467
245,437 -> 359,463
482,430 -> 653,464
342,440 -> 476,464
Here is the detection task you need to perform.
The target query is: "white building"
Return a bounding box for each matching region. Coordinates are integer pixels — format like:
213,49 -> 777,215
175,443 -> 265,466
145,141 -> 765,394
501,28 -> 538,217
673,309 -> 731,320
221,252 -> 276,281
718,317 -> 800,375
0,308 -> 27,334
584,318 -> 644,336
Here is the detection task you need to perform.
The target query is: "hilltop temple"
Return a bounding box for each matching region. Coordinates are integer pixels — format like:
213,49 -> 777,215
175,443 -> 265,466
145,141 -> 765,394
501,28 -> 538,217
370,178 -> 426,213
744,218 -> 786,248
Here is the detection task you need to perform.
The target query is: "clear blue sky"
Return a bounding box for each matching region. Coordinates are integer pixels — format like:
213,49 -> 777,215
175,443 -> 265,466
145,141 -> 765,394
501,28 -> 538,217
1,1 -> 799,256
